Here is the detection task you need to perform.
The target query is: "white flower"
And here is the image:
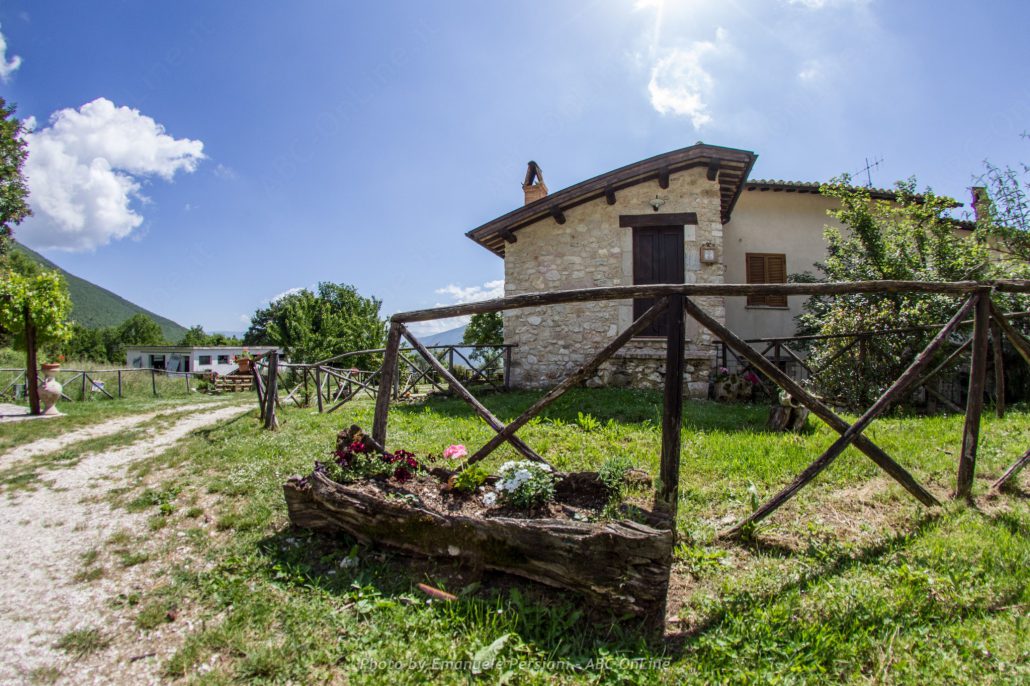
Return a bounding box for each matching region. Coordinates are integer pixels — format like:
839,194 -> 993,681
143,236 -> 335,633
482,492 -> 497,506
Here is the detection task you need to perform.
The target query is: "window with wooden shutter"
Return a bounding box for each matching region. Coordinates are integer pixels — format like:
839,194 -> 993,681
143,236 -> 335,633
745,253 -> 788,307
633,225 -> 685,336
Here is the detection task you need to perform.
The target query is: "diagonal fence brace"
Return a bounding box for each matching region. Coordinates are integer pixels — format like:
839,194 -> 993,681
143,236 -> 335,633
723,293 -> 978,536
681,297 -> 942,521
398,324 -> 550,466
463,298 -> 671,467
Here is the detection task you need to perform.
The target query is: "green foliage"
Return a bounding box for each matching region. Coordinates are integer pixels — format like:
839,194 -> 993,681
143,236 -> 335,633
976,135 -> 1030,264
57,314 -> 171,364
451,463 -> 489,494
178,324 -> 240,347
0,260 -> 72,349
462,311 -> 503,346
495,460 -> 555,509
117,313 -> 165,346
597,454 -> 633,501
0,97 -> 31,260
244,282 -> 386,365
797,176 -> 1030,407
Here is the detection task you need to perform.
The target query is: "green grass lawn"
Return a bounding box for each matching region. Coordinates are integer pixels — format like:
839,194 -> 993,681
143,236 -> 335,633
108,389 -> 1029,684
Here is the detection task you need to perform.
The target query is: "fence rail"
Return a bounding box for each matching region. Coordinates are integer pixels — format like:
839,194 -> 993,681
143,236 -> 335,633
249,344 -> 513,416
0,366 -> 218,403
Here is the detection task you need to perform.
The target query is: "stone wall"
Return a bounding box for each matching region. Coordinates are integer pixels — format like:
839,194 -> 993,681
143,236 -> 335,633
503,166 -> 725,397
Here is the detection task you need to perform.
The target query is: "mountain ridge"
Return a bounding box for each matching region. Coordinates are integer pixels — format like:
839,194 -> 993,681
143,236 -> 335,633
12,241 -> 189,342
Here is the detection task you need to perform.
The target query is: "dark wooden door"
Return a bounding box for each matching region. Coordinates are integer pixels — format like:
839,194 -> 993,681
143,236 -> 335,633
633,225 -> 684,336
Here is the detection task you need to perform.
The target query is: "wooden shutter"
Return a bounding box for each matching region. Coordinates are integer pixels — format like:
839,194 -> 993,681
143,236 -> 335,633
633,226 -> 684,336
746,253 -> 787,307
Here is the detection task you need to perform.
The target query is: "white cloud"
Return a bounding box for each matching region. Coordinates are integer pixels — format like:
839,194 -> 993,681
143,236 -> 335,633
646,28 -> 730,128
797,59 -> 823,82
0,25 -> 22,82
213,163 -> 237,180
269,287 -> 305,303
785,0 -> 868,8
435,279 -> 505,304
406,279 -> 505,337
20,98 -> 205,251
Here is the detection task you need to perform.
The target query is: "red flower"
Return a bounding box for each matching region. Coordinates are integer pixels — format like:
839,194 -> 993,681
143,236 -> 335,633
393,466 -> 412,482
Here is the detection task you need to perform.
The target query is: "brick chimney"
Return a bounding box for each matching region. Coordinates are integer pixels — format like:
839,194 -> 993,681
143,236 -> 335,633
970,187 -> 989,222
522,160 -> 548,205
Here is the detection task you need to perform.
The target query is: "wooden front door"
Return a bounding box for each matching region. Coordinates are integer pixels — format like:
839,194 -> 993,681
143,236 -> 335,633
633,225 -> 685,336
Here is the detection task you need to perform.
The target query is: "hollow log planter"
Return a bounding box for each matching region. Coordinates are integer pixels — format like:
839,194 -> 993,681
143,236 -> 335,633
283,471 -> 674,619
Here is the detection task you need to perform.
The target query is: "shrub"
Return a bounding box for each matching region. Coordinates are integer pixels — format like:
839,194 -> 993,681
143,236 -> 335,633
495,461 -> 555,509
451,464 -> 489,494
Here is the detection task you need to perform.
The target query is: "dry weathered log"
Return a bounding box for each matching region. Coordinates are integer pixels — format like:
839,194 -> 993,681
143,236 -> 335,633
283,471 -> 674,619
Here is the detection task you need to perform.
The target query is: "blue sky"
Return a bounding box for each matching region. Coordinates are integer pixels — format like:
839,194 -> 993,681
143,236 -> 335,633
2,1 -> 1028,335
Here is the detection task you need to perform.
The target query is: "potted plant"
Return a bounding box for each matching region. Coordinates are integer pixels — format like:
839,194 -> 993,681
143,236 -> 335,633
38,354 -> 65,414
234,349 -> 253,373
41,354 -> 63,376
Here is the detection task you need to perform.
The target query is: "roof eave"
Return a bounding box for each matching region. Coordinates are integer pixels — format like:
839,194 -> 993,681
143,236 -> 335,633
465,143 -> 757,258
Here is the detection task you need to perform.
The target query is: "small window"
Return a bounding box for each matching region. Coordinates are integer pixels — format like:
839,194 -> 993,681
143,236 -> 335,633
217,355 -> 230,364
198,355 -> 212,365
746,253 -> 788,307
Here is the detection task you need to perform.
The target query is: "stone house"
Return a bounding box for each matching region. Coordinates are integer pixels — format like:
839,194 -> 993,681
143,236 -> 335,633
463,143 -> 943,397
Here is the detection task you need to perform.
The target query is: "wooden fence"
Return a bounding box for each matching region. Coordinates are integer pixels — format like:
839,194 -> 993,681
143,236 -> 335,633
249,344 -> 512,417
365,279 -> 1030,534
718,311 -> 1030,412
0,366 -> 215,403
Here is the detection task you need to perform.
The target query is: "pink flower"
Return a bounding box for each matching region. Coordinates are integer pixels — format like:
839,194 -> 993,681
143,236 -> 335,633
443,444 -> 468,460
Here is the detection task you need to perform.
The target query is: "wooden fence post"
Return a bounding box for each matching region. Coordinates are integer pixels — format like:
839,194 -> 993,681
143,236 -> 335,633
117,370 -> 122,398
957,290 -> 991,499
658,295 -> 685,526
252,365 -> 265,416
373,323 -> 403,448
991,318 -> 1005,418
503,346 -> 512,390
263,351 -> 280,430
315,367 -> 324,413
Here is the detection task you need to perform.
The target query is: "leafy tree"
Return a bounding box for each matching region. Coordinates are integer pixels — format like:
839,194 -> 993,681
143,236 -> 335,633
244,282 -> 386,366
0,259 -> 72,413
117,313 -> 165,345
177,325 -> 239,347
795,176 -> 1029,408
59,323 -> 110,362
0,97 -> 31,261
976,134 -> 1030,263
462,312 -> 503,346
95,313 -> 166,363
179,325 -> 208,347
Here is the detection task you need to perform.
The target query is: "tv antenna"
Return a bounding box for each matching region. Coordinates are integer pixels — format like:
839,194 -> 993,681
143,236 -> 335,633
854,156 -> 883,188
